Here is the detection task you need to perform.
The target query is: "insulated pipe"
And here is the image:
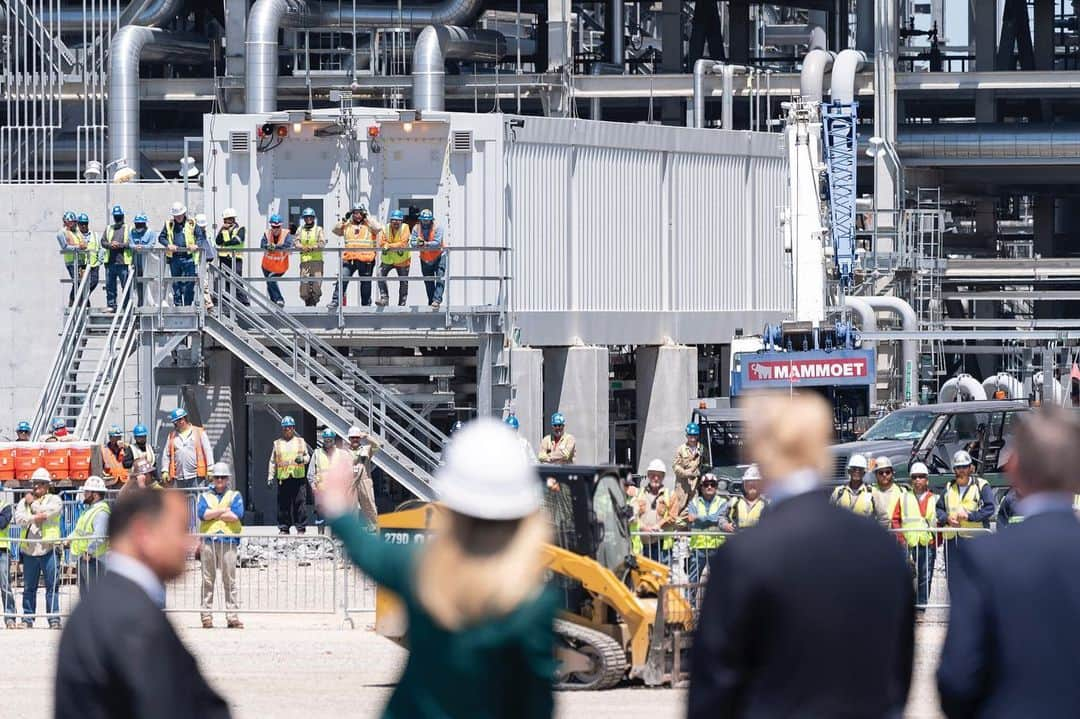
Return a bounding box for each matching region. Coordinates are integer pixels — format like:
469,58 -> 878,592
246,0 -> 486,113
830,49 -> 866,104
861,295 -> 919,404
799,48 -> 834,102
109,26 -> 210,175
691,60 -> 745,129
762,24 -> 827,51
982,372 -> 1024,399
608,0 -> 624,67
841,296 -> 878,408
1032,371 -> 1067,405
897,124 -> 1080,161
691,59 -> 720,129
413,25 -> 510,112
939,374 -> 988,403
43,0 -> 184,32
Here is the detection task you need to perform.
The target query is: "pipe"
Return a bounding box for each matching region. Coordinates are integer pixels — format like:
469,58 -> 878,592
608,0 -> 624,67
1033,371 -> 1067,405
982,372 -> 1024,399
413,25 -> 511,112
691,60 -> 745,129
799,48 -> 834,102
43,0 -> 184,32
897,124 -> 1080,161
762,24 -> 827,51
939,374 -> 988,403
841,296 -> 878,408
246,0 -> 485,113
829,49 -> 866,104
862,295 -> 918,404
109,26 -> 211,175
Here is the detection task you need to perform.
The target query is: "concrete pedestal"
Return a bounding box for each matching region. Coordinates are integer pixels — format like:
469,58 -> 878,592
509,346 -> 544,454
635,344 -> 698,478
543,346 -> 609,464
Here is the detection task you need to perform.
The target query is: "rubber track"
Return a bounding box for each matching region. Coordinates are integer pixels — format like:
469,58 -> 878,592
554,619 -> 627,691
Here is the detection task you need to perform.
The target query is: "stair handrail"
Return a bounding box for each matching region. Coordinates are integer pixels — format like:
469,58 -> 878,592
76,271 -> 138,440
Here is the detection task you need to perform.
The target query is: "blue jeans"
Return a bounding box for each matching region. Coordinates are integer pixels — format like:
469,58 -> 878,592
263,268 -> 284,304
105,263 -> 129,308
332,260 -> 375,306
170,255 -> 197,306
420,254 -> 447,305
910,544 -> 936,606
0,551 -> 15,623
22,551 -> 59,626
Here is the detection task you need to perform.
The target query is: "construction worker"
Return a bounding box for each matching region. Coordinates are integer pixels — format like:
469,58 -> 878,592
15,420 -> 31,441
728,464 -> 768,530
215,207 -> 249,305
101,425 -> 128,486
14,468 -> 62,628
307,428 -> 341,493
942,449 -> 996,585
504,415 -> 537,463
0,485 -> 15,627
75,212 -> 102,298
377,209 -> 412,307
120,458 -> 161,496
871,456 -> 907,536
330,202 -> 383,308
687,472 -> 731,585
102,204 -> 132,312
57,210 -> 84,305
296,207 -> 326,307
998,485 -> 1024,526
830,454 -> 876,517
672,422 -> 704,516
69,475 -> 111,592
633,459 -> 673,564
899,462 -> 941,608
197,462 -> 244,629
128,213 -> 155,306
195,214 -> 216,310
157,202 -> 204,306
258,213 -> 292,307
43,417 -> 75,442
160,407 -> 213,489
121,424 -> 156,474
538,412 -> 576,464
347,425 -> 380,524
267,416 -> 311,535
410,208 -> 446,309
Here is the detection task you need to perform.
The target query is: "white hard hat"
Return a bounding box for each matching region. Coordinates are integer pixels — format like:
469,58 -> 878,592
83,475 -> 107,493
951,450 -> 973,468
435,418 -> 539,520
31,467 -> 51,484
170,202 -> 187,216
874,456 -> 894,471
646,458 -> 667,475
211,462 -> 231,477
222,207 -> 237,219
347,425 -> 364,438
195,213 -> 208,228
909,462 -> 930,476
742,464 -> 761,482
846,454 -> 868,471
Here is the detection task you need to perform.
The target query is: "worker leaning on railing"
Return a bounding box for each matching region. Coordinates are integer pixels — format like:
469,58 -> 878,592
69,476 -> 111,593
14,468 -> 63,629
686,473 -> 732,585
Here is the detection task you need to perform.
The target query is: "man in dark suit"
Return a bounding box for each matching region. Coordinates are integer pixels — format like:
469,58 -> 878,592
54,489 -> 231,719
937,406 -> 1080,718
688,392 -> 914,719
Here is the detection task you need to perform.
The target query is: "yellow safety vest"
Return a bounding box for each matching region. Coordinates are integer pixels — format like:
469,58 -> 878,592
0,500 -> 8,551
70,501 -> 111,558
311,447 -> 335,489
165,220 -> 200,262
22,505 -> 61,542
217,226 -> 244,258
900,491 -> 938,547
273,437 -> 307,480
199,490 -> 241,535
689,495 -> 727,550
81,231 -> 101,268
129,443 -> 156,468
380,223 -> 412,267
103,224 -> 133,264
296,225 -> 324,263
61,228 -> 81,264
730,497 -> 765,529
342,223 -> 377,262
943,477 -> 989,539
831,484 -> 875,517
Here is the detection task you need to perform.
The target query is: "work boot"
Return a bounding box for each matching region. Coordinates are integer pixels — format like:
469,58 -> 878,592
227,619 -> 244,629
375,296 -> 388,307
429,301 -> 441,310
278,527 -> 290,535
202,617 -> 214,629
49,622 -> 61,630
5,621 -> 15,629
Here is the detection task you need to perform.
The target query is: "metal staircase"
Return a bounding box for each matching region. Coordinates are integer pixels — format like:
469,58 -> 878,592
32,270 -> 139,440
205,263 -> 446,499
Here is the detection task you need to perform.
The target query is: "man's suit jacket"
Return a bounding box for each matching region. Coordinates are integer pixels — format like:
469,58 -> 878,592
937,508 -> 1080,718
688,490 -> 914,719
54,571 -> 230,719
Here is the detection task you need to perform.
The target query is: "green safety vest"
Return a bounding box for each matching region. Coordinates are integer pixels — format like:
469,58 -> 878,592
199,490 -> 241,535
22,505 -> 61,543
296,225 -> 324,263
943,477 -> 988,539
81,231 -> 101,267
900,491 -> 937,547
217,226 -> 244,258
70,501 -> 111,558
831,484 -> 876,517
0,500 -> 8,551
273,437 -> 308,481
165,220 -> 200,263
380,223 -> 412,267
61,228 -> 81,264
730,496 -> 766,529
688,495 -> 727,550
103,224 -> 134,264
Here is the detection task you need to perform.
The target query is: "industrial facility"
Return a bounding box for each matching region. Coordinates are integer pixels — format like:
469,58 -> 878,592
3,0 -> 1079,513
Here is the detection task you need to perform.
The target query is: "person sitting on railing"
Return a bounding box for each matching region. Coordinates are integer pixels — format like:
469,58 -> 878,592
260,214 -> 293,308
157,202 -> 205,307
102,205 -> 132,314
56,210 -> 85,306
128,213 -> 155,307
329,202 -> 383,309
410,208 -> 446,310
296,207 -> 327,307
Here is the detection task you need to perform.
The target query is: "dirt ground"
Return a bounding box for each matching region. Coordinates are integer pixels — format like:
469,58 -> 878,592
3,613 -> 946,719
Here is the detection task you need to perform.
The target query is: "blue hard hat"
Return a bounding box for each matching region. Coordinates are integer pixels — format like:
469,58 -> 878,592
320,428 -> 337,440
419,209 -> 434,222
77,213 -> 89,224
112,205 -> 124,217
169,407 -> 188,423
301,207 -> 316,218
269,213 -> 282,225
504,415 -> 520,430
281,416 -> 296,428
390,210 -> 405,221
132,424 -> 148,437
551,412 -> 566,427
685,422 -> 701,436
134,213 -> 148,224
51,418 -> 66,430
63,211 -> 76,222
16,421 -> 31,433
108,425 -> 122,437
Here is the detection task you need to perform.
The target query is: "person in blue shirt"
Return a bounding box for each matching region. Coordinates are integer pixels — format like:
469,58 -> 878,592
128,213 -> 155,306
196,462 -> 245,629
410,209 -> 447,309
157,202 -> 207,306
259,214 -> 294,307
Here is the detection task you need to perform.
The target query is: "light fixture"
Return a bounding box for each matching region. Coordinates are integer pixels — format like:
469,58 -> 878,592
83,160 -> 102,181
112,158 -> 136,183
868,136 -> 885,148
275,125 -> 288,138
292,121 -> 303,135
367,125 -> 380,139
402,121 -> 413,133
179,156 -> 199,178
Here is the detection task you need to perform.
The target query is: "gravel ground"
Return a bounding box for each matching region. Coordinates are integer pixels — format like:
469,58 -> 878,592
2,613 -> 949,719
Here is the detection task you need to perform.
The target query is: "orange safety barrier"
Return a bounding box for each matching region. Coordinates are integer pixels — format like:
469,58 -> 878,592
14,442 -> 44,479
43,443 -> 70,479
68,442 -> 94,480
0,442 -> 15,480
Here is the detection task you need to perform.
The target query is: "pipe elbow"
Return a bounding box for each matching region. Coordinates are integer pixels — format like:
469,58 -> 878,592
842,295 -> 876,331
830,48 -> 867,104
799,49 -> 834,102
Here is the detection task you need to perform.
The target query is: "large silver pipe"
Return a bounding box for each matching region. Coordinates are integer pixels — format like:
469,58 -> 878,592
762,24 -> 827,51
43,0 -> 184,32
109,26 -> 210,175
691,60 -> 745,129
413,25 -> 510,112
842,296 -> 878,407
609,0 -> 624,67
246,0 -> 486,113
897,124 -> 1080,161
864,295 -> 918,404
799,48 -> 833,102
829,49 -> 866,104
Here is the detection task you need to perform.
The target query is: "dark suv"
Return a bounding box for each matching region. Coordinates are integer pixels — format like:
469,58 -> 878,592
690,408 -> 748,493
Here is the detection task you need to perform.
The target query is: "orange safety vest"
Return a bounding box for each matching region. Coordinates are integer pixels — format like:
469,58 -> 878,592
166,426 -> 209,479
342,223 -> 377,262
261,230 -> 290,274
102,443 -> 129,484
415,223 -> 444,263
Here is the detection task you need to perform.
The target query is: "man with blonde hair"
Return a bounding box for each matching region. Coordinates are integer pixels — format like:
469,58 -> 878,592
689,392 -> 914,719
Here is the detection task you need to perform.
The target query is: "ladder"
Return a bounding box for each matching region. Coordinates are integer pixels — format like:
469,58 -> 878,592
910,187 -> 946,394
32,269 -> 139,441
205,263 -> 446,499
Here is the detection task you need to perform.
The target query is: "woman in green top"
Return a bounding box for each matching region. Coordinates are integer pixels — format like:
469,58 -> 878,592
317,418 -> 557,719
